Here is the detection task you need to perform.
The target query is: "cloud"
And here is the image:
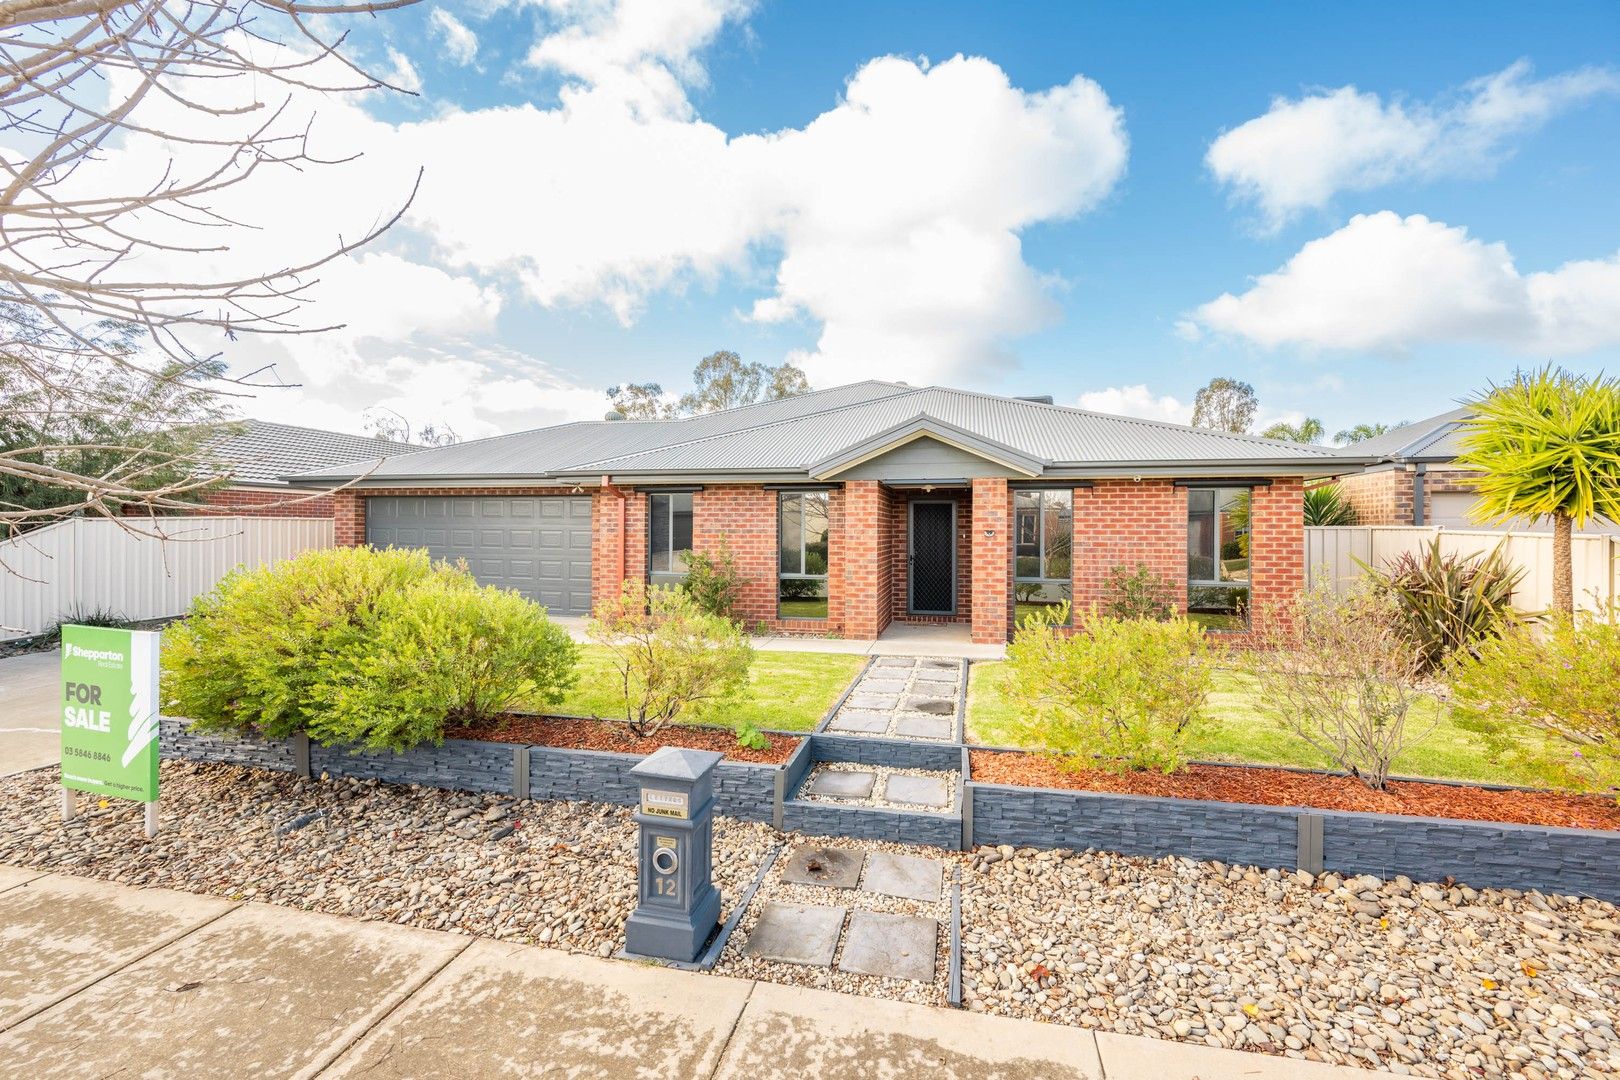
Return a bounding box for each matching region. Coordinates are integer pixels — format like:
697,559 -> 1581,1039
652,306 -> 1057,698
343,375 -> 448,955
1207,61 -> 1620,229
1187,211 -> 1620,355
1076,384 -> 1191,425
385,47 -> 423,93
429,8 -> 479,66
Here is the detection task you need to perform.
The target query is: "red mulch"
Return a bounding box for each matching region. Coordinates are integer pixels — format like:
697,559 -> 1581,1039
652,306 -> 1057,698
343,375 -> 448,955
451,714 -> 798,765
968,751 -> 1620,832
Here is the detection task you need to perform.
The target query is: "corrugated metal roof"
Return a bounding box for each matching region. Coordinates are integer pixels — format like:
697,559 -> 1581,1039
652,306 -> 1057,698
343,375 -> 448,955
1331,407 -> 1472,461
203,420 -> 418,484
289,380 -> 1359,484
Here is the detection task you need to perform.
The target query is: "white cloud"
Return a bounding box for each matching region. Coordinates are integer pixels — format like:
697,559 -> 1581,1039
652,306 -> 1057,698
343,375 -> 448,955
1208,61 -> 1620,229
429,8 -> 479,67
1188,211 -> 1620,355
1076,384 -> 1191,425
385,47 -> 423,93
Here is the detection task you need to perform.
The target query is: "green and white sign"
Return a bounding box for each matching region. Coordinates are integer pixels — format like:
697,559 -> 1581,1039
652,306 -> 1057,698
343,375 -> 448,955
60,625 -> 160,803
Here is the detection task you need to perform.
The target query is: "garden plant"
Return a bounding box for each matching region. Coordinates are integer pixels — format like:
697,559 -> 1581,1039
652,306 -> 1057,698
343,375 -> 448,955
1364,536 -> 1522,672
1098,562 -> 1176,622
1302,482 -> 1357,526
681,538 -> 747,623
163,546 -> 578,752
1003,603 -> 1218,774
587,581 -> 760,746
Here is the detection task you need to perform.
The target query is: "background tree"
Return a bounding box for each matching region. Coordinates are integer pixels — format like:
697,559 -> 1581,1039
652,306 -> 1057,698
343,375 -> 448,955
1457,366 -> 1620,615
1336,421 -> 1400,444
606,382 -> 672,419
363,408 -> 460,447
1260,417 -> 1326,444
1190,377 -> 1257,434
0,0 -> 421,536
1302,483 -> 1357,526
608,352 -> 810,418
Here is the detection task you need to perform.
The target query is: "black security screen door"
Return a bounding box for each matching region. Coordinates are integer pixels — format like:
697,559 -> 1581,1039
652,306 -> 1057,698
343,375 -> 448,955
908,501 -> 957,615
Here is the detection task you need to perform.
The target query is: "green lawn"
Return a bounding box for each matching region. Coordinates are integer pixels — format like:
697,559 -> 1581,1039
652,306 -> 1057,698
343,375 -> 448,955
541,646 -> 864,732
966,661 -> 1580,788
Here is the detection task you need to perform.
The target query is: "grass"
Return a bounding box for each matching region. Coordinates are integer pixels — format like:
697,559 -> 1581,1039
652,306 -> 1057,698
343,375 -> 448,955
966,661 -> 1584,789
542,645 -> 865,733
777,599 -> 829,619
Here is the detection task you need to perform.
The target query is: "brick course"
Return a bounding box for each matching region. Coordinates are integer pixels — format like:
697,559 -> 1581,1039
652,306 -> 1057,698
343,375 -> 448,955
969,478 -> 1010,644
195,487 -> 337,518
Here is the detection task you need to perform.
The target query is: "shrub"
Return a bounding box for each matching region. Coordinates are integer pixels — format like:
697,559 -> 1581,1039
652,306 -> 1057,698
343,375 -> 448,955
1244,581 -> 1438,790
1364,537 -> 1522,671
682,538 -> 746,622
1099,563 -> 1176,622
1303,483 -> 1357,526
588,581 -> 757,744
1003,604 -> 1217,774
1449,615 -> 1620,801
309,577 -> 577,751
162,546 -> 577,751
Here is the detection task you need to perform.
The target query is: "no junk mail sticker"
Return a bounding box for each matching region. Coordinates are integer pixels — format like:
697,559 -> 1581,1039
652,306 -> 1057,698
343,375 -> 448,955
60,625 -> 160,803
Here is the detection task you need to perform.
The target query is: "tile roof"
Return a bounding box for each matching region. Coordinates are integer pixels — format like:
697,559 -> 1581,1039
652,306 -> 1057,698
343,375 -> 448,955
202,420 -> 419,485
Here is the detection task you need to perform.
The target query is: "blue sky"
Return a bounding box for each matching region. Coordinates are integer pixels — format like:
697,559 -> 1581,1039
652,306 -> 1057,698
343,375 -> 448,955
223,1 -> 1620,439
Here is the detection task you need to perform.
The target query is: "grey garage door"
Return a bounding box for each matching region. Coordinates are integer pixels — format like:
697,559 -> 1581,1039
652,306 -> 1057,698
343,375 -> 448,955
365,496 -> 593,615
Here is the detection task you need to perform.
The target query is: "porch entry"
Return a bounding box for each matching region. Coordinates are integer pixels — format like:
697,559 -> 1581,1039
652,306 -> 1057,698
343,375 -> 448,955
907,500 -> 957,615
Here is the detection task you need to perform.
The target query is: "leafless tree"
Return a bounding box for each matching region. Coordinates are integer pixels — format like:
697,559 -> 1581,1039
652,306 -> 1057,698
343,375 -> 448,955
0,0 -> 421,534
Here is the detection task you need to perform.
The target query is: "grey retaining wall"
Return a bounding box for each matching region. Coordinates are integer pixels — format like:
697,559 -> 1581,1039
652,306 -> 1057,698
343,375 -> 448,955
810,733 -> 962,772
312,738 -> 515,795
159,717 -> 300,773
782,800 -> 963,849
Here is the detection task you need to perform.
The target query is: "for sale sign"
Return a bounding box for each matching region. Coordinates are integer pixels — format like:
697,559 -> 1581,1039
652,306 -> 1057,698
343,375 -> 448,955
60,625 -> 160,802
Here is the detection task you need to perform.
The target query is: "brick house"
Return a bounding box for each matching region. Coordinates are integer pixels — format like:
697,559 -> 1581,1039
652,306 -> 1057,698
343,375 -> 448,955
289,383 -> 1363,644
188,420 -> 417,518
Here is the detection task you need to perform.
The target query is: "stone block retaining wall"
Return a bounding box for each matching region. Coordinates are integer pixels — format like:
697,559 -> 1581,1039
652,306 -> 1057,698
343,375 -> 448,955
158,718 -> 300,773
811,733 -> 962,772
312,739 -> 514,795
782,800 -> 963,849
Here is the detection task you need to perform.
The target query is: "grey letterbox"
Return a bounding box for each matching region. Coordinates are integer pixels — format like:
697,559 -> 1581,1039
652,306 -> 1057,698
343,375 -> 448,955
623,746 -> 724,963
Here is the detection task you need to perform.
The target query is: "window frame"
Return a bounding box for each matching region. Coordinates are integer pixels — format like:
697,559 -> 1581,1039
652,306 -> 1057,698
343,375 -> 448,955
1011,486 -> 1074,626
1185,485 -> 1252,632
777,490 -> 830,620
647,491 -> 694,590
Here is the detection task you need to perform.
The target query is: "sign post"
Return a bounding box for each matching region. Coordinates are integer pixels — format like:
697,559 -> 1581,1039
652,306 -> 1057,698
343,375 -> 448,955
60,625 -> 161,837
623,746 -> 723,963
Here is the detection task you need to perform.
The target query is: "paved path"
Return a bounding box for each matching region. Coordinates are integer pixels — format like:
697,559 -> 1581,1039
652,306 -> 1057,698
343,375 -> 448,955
0,866 -> 1384,1079
0,652 -> 58,777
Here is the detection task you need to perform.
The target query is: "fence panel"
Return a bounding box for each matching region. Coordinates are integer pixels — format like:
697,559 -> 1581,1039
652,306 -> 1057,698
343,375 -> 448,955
0,516 -> 333,640
1306,526 -> 1617,614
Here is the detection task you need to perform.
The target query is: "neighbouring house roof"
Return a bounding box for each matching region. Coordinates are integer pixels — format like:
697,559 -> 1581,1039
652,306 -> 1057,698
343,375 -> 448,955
202,419 -> 419,487
1334,407 -> 1474,465
287,380 -> 1376,486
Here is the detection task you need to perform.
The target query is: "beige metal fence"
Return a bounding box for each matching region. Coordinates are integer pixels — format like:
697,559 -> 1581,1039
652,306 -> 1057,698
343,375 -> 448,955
1305,526 -> 1619,614
0,516 -> 333,640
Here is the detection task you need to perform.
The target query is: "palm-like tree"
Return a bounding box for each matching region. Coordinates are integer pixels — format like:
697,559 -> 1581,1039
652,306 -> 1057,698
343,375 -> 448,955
1303,483 -> 1357,526
1335,421 -> 1398,444
1260,417 -> 1326,444
1457,367 -> 1620,615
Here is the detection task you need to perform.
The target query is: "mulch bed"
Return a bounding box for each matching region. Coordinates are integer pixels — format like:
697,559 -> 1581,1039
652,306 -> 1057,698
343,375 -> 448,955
452,714 -> 799,766
969,750 -> 1620,831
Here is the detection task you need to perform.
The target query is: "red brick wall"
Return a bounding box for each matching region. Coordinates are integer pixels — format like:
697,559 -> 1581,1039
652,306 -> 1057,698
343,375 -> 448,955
692,485 -> 779,629
1335,468 -> 1413,526
1245,478 -> 1305,636
888,489 -> 973,624
842,481 -> 893,639
970,478 -> 1011,644
1072,480 -> 1190,615
192,487 -> 337,517
593,487 -> 647,608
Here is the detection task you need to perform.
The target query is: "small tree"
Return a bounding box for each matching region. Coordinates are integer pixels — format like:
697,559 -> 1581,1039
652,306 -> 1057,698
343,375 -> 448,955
1245,581 -> 1438,790
1457,367 -> 1620,616
1099,563 -> 1176,621
682,539 -> 747,622
588,582 -> 756,742
1450,614 -> 1620,802
1004,605 -> 1217,774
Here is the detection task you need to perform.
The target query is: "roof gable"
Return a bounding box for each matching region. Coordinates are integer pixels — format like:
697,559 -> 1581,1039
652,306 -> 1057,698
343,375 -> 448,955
810,415 -> 1044,480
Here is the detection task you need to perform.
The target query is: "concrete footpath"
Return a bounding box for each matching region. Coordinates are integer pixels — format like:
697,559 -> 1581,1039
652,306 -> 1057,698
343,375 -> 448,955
0,865 -> 1382,1080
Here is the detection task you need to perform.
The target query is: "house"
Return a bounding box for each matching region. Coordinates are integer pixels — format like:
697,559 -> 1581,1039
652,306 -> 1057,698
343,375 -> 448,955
1327,408 -> 1482,527
189,420 -> 418,517
288,382 -> 1368,643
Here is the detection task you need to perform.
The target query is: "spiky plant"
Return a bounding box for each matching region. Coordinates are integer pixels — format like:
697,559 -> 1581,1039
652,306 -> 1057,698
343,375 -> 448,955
1365,537 -> 1523,671
1457,367 -> 1620,615
1303,483 -> 1357,526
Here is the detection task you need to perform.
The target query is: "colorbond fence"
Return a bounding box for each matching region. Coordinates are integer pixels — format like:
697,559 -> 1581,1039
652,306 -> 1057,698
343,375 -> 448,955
0,516 -> 333,640
1305,525 -> 1619,614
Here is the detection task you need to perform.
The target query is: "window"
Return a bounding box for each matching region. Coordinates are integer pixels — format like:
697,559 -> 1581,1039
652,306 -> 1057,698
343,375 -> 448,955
648,492 -> 694,590
1013,488 -> 1073,625
1187,487 -> 1251,630
778,491 -> 829,619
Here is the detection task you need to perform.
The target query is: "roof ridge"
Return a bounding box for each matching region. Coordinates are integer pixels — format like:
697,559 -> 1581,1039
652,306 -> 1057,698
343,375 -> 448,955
666,379 -> 909,424
232,418 -> 414,450
919,385 -> 1340,457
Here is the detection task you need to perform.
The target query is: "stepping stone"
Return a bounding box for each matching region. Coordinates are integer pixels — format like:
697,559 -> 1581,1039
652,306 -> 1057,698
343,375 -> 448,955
884,775 -> 950,808
901,695 -> 955,715
805,770 -> 877,799
745,902 -> 845,967
861,852 -> 943,903
845,693 -> 899,711
873,657 -> 915,669
838,911 -> 938,982
893,715 -> 953,740
911,673 -> 959,690
921,659 -> 959,670
782,845 -> 864,889
826,711 -> 889,734
857,679 -> 906,695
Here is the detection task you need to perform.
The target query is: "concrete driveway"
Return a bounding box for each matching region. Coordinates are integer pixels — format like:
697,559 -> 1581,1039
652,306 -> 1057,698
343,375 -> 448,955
0,652 -> 57,777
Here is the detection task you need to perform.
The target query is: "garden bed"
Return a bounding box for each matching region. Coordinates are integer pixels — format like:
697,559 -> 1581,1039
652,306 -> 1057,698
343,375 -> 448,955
454,714 -> 798,765
969,750 -> 1620,831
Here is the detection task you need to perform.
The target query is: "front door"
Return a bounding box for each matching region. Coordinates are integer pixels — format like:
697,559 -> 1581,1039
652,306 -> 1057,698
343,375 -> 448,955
908,500 -> 957,615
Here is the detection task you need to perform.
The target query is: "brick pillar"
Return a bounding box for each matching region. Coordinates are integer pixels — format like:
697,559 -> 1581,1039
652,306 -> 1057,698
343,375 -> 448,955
970,477 -> 1010,644
842,481 -> 890,640
1248,478 -> 1305,634
333,490 -> 365,546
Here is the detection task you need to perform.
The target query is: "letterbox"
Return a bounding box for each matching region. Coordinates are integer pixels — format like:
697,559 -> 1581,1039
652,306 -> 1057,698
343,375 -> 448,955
623,746 -> 724,963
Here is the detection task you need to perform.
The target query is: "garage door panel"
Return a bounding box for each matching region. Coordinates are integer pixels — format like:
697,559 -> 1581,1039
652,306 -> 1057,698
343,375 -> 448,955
365,496 -> 593,615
